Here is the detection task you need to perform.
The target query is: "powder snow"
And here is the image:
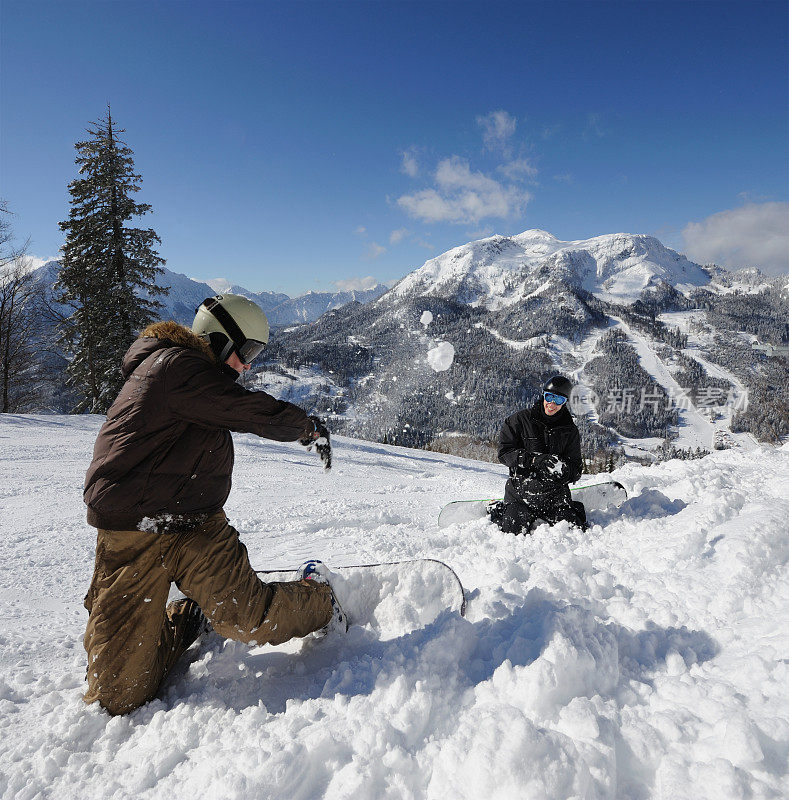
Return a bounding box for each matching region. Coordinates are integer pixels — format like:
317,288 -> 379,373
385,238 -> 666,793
0,414 -> 787,800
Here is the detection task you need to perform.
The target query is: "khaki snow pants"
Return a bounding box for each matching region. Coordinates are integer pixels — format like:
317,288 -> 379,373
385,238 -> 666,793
83,511 -> 332,715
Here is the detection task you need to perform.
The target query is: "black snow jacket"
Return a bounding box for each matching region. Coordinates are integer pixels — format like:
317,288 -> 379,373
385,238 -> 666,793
498,398 -> 583,504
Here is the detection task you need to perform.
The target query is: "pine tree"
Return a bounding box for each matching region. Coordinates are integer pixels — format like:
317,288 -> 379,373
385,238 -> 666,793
56,107 -> 167,412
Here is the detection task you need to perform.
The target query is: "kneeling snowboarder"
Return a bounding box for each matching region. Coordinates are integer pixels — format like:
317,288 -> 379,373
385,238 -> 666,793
490,375 -> 587,534
82,294 -> 342,716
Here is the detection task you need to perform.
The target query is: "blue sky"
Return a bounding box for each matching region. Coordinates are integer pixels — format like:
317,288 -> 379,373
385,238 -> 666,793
2,0 -> 787,295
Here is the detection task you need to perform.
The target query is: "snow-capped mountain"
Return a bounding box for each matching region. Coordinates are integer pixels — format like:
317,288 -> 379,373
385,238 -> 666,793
23,230 -> 788,459
32,261 -> 386,327
389,230 -> 711,309
266,285 -> 388,325
204,278 -> 290,312
260,230 -> 788,461
203,279 -> 388,323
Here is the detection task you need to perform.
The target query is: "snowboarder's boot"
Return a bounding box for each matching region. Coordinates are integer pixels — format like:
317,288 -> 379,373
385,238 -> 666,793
298,559 -> 349,634
486,500 -> 505,526
166,598 -> 212,651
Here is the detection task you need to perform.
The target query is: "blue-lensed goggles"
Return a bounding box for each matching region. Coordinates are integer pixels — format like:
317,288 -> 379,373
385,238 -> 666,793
544,391 -> 568,406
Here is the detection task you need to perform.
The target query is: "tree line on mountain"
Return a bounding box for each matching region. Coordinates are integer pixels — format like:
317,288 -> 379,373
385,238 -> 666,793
0,203 -> 48,413
584,329 -> 678,438
693,287 -> 789,345
692,331 -> 789,444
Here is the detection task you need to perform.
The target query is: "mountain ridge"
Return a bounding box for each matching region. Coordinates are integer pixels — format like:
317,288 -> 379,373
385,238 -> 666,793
22,230 -> 789,458
389,230 -> 711,309
32,261 -> 388,327
257,229 -> 788,461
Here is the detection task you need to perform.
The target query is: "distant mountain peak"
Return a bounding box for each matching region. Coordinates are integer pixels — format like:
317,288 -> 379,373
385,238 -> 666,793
390,229 -> 710,308
31,262 -> 385,327
205,278 -> 233,294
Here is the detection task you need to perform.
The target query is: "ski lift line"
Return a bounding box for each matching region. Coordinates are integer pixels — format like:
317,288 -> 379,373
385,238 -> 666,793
256,557 -> 467,617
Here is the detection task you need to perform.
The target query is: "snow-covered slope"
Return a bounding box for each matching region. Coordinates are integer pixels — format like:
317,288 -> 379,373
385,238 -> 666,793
1,415 -> 787,799
389,230 -> 710,308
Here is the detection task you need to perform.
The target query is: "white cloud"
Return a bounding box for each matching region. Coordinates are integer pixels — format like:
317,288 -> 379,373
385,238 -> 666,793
354,226 -> 367,236
682,202 -> 789,275
365,242 -> 386,260
397,156 -> 531,225
400,148 -> 419,177
477,110 -> 516,153
498,157 -> 538,182
389,228 -> 409,245
466,226 -> 494,240
334,275 -> 380,291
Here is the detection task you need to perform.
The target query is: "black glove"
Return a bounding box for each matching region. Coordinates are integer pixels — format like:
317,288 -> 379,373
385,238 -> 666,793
531,453 -> 566,480
514,450 -> 534,477
298,416 -> 332,470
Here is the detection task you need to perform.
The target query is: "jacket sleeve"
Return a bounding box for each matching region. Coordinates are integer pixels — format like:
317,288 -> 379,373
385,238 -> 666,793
498,414 -> 526,470
562,427 -> 583,484
164,351 -> 313,442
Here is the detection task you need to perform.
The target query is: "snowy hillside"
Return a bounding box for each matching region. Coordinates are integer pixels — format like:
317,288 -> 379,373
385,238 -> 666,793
1,415 -> 787,799
389,230 -> 711,308
205,278 -> 290,311
266,229 -> 788,458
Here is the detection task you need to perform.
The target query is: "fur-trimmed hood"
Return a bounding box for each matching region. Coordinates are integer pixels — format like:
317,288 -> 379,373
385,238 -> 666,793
122,321 -> 218,378
139,321 -> 216,361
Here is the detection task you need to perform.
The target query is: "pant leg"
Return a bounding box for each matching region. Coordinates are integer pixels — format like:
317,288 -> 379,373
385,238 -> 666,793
497,501 -> 536,534
164,513 -> 332,647
83,529 -> 188,715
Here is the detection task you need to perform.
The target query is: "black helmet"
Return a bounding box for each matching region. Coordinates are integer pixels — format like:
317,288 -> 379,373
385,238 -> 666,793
543,375 -> 573,399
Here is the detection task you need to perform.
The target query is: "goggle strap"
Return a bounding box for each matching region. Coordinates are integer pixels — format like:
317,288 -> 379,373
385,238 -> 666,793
202,297 -> 249,357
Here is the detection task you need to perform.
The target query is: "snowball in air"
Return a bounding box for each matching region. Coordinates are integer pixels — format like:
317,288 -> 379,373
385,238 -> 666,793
420,311 -> 433,327
427,342 -> 455,372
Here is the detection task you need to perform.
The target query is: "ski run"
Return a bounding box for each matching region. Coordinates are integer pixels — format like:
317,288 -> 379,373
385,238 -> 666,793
1,413 -> 787,800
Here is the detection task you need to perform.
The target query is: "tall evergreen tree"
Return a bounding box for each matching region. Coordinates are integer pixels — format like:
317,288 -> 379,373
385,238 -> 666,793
56,107 -> 167,412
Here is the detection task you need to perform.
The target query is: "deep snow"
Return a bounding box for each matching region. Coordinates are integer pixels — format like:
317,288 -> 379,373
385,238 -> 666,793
1,414 -> 787,800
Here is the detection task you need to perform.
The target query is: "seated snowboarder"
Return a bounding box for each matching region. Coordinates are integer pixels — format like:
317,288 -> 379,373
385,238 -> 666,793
490,375 -> 587,534
82,294 -> 344,716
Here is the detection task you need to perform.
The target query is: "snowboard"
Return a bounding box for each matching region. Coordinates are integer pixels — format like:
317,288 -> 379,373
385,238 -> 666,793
256,558 -> 467,635
438,479 -> 628,528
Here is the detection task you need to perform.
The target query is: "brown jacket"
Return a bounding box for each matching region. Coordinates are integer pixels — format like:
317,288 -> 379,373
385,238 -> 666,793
84,321 -> 313,532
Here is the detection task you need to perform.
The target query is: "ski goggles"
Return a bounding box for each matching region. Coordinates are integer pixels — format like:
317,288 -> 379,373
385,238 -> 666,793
543,391 -> 568,406
236,339 -> 266,365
